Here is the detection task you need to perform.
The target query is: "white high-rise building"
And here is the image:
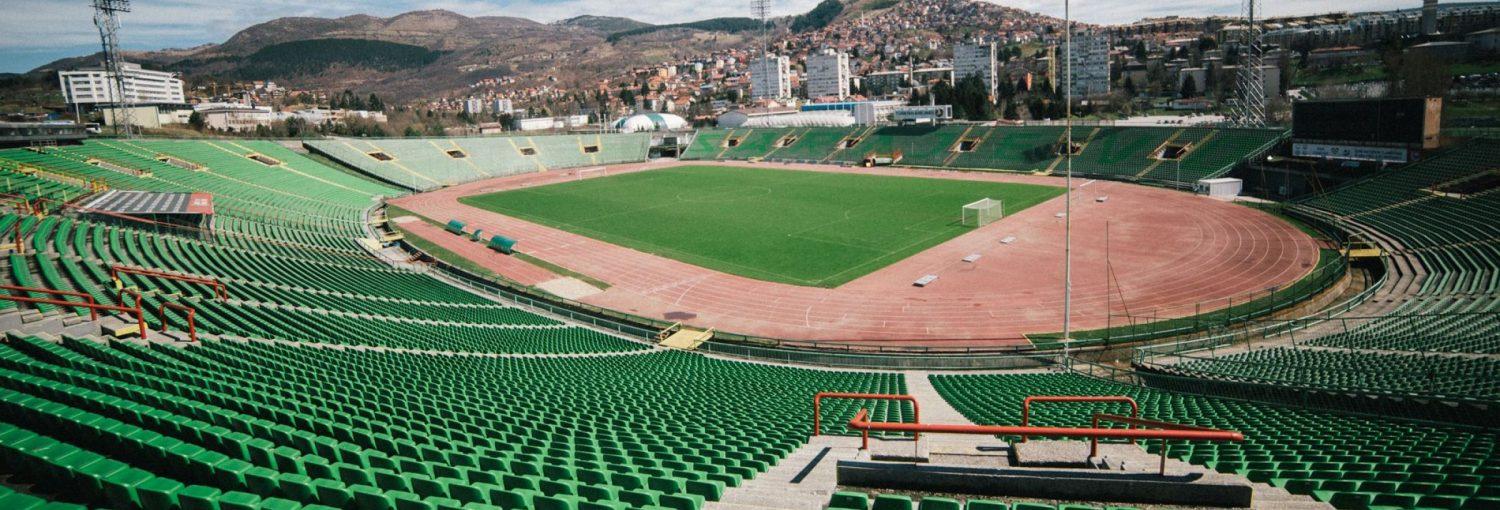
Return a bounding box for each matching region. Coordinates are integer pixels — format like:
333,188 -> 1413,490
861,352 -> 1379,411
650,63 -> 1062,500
491,98 -> 514,114
953,42 -> 998,99
751,54 -> 792,100
805,50 -> 850,100
58,62 -> 185,106
1066,32 -> 1112,97
462,98 -> 485,115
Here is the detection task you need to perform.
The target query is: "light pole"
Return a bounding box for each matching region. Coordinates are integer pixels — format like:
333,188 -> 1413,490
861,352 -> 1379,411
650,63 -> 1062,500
1062,0 -> 1074,346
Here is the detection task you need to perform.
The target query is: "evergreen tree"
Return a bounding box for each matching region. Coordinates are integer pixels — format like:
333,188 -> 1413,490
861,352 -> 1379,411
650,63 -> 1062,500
1180,75 -> 1198,98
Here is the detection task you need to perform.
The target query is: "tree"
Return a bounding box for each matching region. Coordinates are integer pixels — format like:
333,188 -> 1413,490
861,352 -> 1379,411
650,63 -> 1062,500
1133,41 -> 1147,62
1123,76 -> 1136,97
1179,75 -> 1198,98
367,93 -> 384,112
187,111 -> 205,131
285,116 -> 307,138
1002,100 -> 1019,120
403,125 -> 423,137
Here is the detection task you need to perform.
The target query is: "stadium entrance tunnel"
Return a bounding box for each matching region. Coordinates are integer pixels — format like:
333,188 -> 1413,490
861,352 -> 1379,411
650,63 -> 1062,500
954,138 -> 982,152
582,145 -> 601,154
776,135 -> 800,148
367,151 -> 394,161
724,137 -> 744,148
838,136 -> 864,149
519,147 -> 537,156
1154,143 -> 1192,161
246,153 -> 282,166
445,149 -> 468,159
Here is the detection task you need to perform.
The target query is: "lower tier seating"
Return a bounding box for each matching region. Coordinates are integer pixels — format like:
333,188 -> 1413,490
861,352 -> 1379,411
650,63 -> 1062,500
930,373 -> 1498,510
0,336 -> 911,510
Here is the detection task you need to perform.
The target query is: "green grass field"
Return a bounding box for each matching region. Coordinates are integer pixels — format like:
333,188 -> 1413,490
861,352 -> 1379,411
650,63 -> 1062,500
461,165 -> 1064,287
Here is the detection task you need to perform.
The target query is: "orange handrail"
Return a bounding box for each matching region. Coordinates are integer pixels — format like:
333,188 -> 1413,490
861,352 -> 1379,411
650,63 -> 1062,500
846,408 -> 1243,474
813,392 -> 921,440
0,294 -> 145,339
157,302 -> 198,342
117,288 -> 148,341
1092,413 -> 1229,475
110,264 -> 227,301
0,284 -> 99,320
1021,396 -> 1139,442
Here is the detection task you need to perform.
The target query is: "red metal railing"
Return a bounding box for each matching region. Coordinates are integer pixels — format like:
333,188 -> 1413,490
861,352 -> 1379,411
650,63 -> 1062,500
0,285 -> 98,319
117,288 -> 148,340
157,302 -> 198,342
0,287 -> 145,339
1092,413 -> 1230,475
846,409 -> 1243,475
1021,396 -> 1139,442
813,392 -> 921,440
110,265 -> 227,301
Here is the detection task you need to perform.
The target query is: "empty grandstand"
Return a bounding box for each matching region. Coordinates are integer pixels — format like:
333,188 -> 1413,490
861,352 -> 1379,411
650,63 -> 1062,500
680,125 -> 1285,186
306,134 -> 652,191
0,123 -> 1492,510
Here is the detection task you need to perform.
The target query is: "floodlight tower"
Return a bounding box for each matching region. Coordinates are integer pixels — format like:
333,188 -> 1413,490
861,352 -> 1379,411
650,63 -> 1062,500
92,0 -> 134,138
752,0 -> 771,58
1230,0 -> 1267,128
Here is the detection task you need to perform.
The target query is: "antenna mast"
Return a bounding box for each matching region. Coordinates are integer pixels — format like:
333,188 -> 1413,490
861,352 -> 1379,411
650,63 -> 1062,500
92,0 -> 134,138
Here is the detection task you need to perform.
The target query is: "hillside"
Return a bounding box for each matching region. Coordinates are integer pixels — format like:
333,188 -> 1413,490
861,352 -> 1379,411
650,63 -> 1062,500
16,0 -> 1065,104
555,15 -> 653,34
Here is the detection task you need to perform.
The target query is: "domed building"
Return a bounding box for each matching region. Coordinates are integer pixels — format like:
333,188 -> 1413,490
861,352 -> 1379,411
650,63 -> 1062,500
611,112 -> 689,133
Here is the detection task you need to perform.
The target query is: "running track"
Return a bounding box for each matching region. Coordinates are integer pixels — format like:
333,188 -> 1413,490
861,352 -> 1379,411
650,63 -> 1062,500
391,161 -> 1323,350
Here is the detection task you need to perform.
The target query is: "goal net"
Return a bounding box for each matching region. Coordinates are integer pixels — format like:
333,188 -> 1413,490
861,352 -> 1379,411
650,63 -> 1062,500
961,198 -> 1003,227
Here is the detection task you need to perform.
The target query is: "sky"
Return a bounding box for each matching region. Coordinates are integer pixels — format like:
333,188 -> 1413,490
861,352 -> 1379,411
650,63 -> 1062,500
1,0 -> 1428,74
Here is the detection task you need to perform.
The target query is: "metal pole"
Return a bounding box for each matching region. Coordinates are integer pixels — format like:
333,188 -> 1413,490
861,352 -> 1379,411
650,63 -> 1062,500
1062,0 -> 1074,346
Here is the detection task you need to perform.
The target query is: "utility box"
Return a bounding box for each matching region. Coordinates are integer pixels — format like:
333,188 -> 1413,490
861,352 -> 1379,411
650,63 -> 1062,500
1196,178 -> 1243,198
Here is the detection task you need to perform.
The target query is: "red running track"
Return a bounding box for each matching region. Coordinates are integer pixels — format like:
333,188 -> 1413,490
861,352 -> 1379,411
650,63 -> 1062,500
391,160 -> 1323,349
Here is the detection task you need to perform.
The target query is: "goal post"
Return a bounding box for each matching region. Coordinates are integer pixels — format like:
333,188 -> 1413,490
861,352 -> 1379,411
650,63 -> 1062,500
961,198 -> 1003,227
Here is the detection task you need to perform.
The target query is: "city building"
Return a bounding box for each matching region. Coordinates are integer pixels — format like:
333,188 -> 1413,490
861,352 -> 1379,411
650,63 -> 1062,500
491,98 -> 514,115
751,55 -> 792,100
863,71 -> 908,96
1066,32 -> 1112,97
462,98 -> 485,115
58,62 -> 186,108
954,42 -> 998,99
805,50 -> 851,100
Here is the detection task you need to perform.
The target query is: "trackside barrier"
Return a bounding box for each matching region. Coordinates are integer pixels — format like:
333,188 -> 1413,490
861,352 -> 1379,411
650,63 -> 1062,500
110,265 -> 228,301
157,302 -> 198,342
0,287 -> 145,339
846,408 -> 1243,476
812,392 -> 920,440
1021,396 -> 1139,442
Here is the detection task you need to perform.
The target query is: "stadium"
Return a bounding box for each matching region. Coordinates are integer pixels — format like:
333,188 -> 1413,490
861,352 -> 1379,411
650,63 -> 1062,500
0,108 -> 1494,510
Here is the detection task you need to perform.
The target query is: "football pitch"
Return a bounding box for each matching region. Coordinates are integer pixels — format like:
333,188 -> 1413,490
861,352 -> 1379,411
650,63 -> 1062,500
461,165 -> 1065,287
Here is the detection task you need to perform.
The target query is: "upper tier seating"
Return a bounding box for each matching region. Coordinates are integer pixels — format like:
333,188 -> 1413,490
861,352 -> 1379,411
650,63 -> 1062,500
1169,346 -> 1500,401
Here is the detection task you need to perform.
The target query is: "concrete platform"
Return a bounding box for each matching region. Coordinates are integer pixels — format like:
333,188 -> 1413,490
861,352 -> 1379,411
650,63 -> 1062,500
837,460 -> 1254,508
